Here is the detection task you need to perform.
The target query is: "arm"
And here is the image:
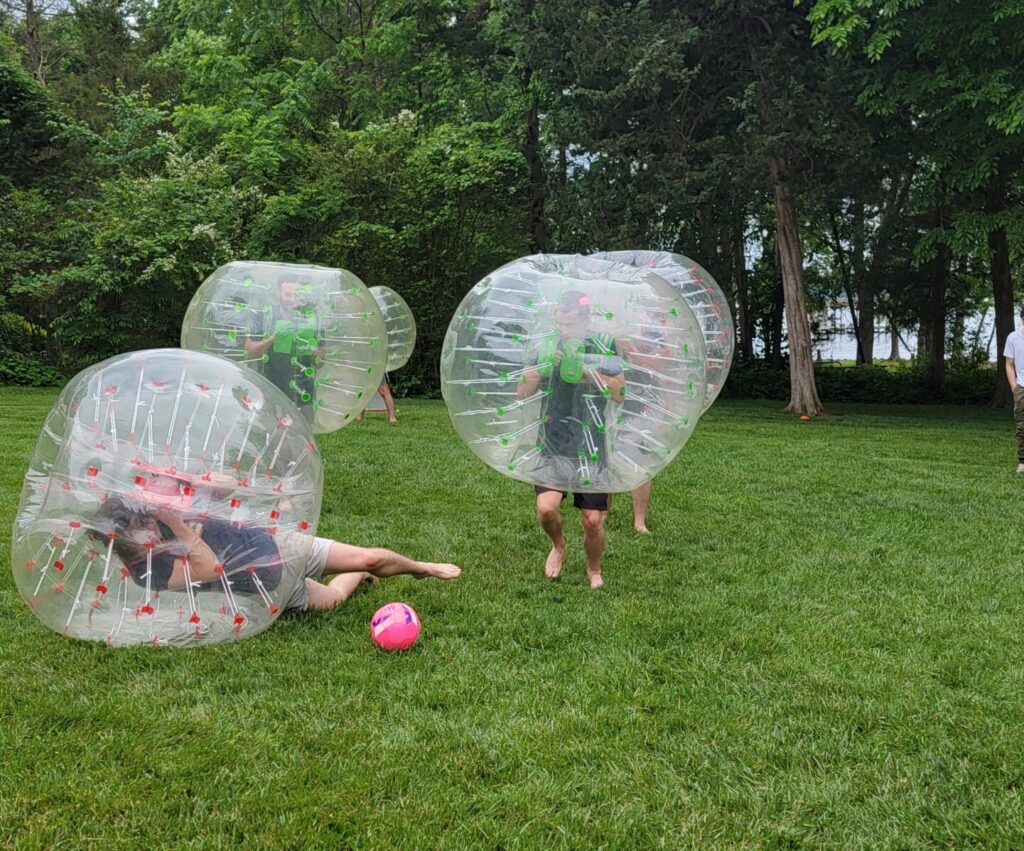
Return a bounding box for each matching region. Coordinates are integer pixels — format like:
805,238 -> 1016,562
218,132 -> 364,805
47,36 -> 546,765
244,334 -> 275,357
518,349 -> 554,399
585,367 -> 625,403
598,371 -> 626,403
195,470 -> 238,497
518,369 -> 541,399
586,346 -> 626,403
153,510 -> 222,588
1007,357 -> 1017,390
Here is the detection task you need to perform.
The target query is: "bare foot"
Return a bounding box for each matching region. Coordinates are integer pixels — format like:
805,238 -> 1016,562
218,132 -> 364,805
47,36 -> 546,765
587,571 -> 604,589
412,562 -> 461,580
545,546 -> 565,580
634,523 -> 648,534
389,419 -> 398,425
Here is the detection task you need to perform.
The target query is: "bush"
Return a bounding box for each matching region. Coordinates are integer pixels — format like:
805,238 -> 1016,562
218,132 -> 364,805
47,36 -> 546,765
720,361 -> 996,405
0,351 -> 64,386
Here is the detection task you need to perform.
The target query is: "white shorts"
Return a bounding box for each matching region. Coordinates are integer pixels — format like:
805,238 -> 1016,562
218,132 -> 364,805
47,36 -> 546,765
276,534 -> 333,612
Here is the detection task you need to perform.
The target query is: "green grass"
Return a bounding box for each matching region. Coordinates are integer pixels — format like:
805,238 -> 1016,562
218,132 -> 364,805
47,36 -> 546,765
1,389 -> 1022,848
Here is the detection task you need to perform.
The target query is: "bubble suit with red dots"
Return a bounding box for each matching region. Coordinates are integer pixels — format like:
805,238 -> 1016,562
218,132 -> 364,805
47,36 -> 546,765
369,286 -> 417,372
441,255 -> 707,494
11,349 -> 323,647
180,261 -> 387,433
592,251 -> 734,412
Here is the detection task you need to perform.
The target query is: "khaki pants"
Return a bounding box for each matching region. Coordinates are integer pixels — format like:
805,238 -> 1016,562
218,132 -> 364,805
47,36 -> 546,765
1014,386 -> 1024,463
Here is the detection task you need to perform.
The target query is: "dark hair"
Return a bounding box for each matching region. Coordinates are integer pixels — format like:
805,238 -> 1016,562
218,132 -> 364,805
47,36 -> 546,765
1019,306 -> 1024,320
558,290 -> 592,315
277,274 -> 303,290
88,496 -> 171,566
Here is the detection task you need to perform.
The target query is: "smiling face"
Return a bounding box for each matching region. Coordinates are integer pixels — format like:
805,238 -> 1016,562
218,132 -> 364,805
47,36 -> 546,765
278,280 -> 301,318
554,306 -> 590,341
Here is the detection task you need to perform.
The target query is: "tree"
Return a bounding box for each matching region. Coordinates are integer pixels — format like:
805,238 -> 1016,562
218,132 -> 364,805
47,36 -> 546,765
809,0 -> 1024,404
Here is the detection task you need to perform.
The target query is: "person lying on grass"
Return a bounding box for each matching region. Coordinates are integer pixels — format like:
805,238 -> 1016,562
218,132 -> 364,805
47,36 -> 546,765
88,495 -> 461,613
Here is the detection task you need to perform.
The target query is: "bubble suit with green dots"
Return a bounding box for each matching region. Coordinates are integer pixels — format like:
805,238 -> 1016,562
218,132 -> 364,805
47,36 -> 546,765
441,255 -> 707,493
11,349 -> 324,647
181,261 -> 387,433
369,286 -> 417,371
592,251 -> 733,412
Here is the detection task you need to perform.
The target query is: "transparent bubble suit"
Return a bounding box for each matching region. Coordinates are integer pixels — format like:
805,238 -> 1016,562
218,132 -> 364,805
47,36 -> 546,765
181,261 -> 387,433
369,286 -> 417,372
593,251 -> 734,411
441,255 -> 707,493
11,349 -> 324,646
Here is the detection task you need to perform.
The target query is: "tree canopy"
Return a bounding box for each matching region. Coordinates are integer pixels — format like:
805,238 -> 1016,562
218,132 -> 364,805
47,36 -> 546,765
1,0 -> 1021,407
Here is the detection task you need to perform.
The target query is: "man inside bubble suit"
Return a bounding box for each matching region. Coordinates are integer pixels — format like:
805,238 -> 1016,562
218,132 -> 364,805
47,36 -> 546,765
243,273 -> 323,420
516,290 -> 626,588
86,474 -> 462,616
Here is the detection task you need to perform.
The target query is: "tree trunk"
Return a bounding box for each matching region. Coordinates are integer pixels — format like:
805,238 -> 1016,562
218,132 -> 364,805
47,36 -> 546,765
987,159 -> 1015,408
769,153 -> 824,415
852,198 -> 873,363
864,165 -> 915,365
926,243 -> 948,391
949,306 -> 966,361
698,206 -> 727,291
770,243 -> 784,369
733,214 -> 754,363
25,0 -> 48,84
828,212 -> 862,364
888,318 -> 900,361
524,100 -> 548,253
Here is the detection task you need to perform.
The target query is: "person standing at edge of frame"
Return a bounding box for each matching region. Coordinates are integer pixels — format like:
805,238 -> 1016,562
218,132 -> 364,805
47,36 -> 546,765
1003,305 -> 1024,474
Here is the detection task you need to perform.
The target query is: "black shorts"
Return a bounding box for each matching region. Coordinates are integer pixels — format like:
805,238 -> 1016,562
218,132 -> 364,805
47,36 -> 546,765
534,486 -> 610,512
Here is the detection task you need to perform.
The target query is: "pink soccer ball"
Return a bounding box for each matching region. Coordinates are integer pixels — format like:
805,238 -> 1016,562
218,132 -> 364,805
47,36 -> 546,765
370,602 -> 421,651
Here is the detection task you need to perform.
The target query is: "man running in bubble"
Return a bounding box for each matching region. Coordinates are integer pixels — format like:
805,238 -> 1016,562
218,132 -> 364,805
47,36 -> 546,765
516,290 -> 626,588
243,274 -> 323,421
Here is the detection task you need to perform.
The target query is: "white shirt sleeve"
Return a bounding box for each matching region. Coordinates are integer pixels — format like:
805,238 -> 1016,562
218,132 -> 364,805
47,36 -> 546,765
1005,333 -> 1016,359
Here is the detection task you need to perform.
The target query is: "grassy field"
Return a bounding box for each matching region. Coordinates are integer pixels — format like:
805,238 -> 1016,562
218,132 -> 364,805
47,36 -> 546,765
1,389 -> 1022,848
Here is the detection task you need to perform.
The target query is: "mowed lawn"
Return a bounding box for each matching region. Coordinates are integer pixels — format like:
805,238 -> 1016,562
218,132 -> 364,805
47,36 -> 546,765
1,388 -> 1022,848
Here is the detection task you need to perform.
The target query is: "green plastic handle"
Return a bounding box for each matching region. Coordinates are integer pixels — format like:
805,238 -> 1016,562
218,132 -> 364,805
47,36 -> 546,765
294,327 -> 318,356
559,338 -> 586,384
288,378 -> 312,402
273,319 -> 296,354
537,334 -> 559,378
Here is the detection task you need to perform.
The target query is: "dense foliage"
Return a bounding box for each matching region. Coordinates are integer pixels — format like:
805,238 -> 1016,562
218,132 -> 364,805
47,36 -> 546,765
1,0 -> 1022,404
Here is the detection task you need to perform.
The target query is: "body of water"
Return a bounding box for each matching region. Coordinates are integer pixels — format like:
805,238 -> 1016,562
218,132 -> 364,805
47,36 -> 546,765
759,306 -> 1000,363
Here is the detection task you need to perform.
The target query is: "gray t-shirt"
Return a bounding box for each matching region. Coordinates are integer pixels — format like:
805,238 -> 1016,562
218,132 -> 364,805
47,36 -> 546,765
1004,330 -> 1024,387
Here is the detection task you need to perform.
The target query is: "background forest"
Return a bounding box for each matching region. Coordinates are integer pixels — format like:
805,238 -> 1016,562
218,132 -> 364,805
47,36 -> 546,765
2,0 -> 1023,412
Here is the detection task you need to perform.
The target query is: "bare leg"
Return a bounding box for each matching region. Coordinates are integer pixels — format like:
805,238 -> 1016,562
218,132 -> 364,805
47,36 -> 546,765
379,383 -> 398,423
631,481 -> 652,533
581,508 -> 607,588
303,541 -> 459,611
537,490 -> 566,579
305,572 -> 372,611
321,541 -> 460,580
